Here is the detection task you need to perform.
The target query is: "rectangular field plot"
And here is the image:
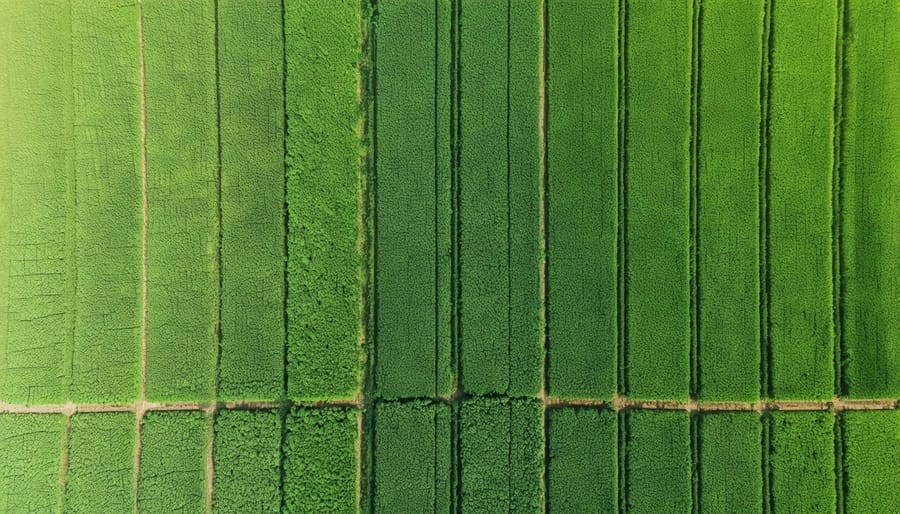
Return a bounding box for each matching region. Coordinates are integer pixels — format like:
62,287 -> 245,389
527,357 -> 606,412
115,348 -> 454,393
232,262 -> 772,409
545,0 -> 618,399
142,0 -> 219,402
213,410 -> 282,513
216,0 -> 286,401
282,407 -> 359,512
623,410 -> 692,513
137,411 -> 209,513
696,412 -> 762,512
65,413 -> 136,513
373,401 -> 451,513
842,410 -> 900,512
767,411 -> 835,513
0,414 -> 65,512
547,408 -> 617,513
285,0 -> 363,401
374,0 -> 453,399
459,398 -> 543,512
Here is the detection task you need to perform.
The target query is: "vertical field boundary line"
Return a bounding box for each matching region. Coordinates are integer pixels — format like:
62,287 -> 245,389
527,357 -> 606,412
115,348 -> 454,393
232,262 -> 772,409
135,0 -> 149,509
539,1 -> 550,512
616,0 -> 629,397
688,0 -> 704,399
831,0 -> 848,398
758,0 -> 775,400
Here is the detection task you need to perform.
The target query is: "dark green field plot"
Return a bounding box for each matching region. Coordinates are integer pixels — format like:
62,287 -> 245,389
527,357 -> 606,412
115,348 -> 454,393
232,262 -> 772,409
65,413 -> 135,513
842,410 -> 900,512
0,414 -> 65,512
459,398 -> 543,512
767,411 -> 835,513
373,401 -> 451,513
623,410 -> 692,513
547,408 -> 617,513
696,412 -> 762,513
213,409 -> 282,513
138,411 -> 209,513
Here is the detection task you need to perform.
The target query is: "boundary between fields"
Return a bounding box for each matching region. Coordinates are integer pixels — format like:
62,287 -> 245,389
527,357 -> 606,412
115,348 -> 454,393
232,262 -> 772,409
135,1 -> 149,510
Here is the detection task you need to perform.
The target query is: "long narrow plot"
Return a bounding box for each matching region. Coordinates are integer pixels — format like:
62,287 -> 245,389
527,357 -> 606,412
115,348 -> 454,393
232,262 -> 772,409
696,412 -> 762,512
458,398 -> 543,512
696,0 -> 763,401
375,0 -> 453,399
767,411 -> 835,513
766,0 -> 836,400
212,409 -> 282,512
458,0 -> 542,397
0,414 -> 65,512
65,413 -> 136,512
841,0 -> 900,398
842,410 -> 900,512
282,407 -> 359,512
137,411 -> 209,512
546,0 -> 618,400
216,0 -> 286,401
0,0 -> 72,405
622,410 -> 692,513
624,0 -> 693,400
547,408 -> 617,512
285,0 -> 363,401
142,0 -> 219,402
373,401 -> 451,512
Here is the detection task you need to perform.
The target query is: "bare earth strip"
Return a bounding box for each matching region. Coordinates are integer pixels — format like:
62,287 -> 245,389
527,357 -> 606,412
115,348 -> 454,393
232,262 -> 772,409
135,0 -> 149,506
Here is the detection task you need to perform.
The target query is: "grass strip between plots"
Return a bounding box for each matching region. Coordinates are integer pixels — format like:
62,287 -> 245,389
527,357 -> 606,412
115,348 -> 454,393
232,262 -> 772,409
0,414 -> 65,512
142,0 -> 219,402
547,408 -> 617,513
842,410 -> 900,512
285,0 -> 363,400
137,411 -> 209,513
767,411 -> 835,513
623,410 -> 692,513
65,412 -> 135,513
212,409 -> 282,513
697,412 -> 762,512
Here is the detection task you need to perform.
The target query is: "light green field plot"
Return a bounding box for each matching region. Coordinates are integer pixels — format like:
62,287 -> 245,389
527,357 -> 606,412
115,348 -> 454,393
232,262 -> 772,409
216,0 -> 286,401
283,407 -> 359,513
285,0 -> 363,401
65,412 -> 135,513
0,414 -> 65,512
459,398 -> 543,512
213,409 -> 282,513
767,0 -> 836,400
547,408 -> 617,513
841,0 -> 900,398
137,411 -> 209,513
696,0 -> 763,401
767,411 -> 835,513
842,410 -> 900,512
373,401 -> 451,513
142,0 -> 219,402
374,0 -> 453,399
697,412 -> 762,513
623,410 -> 692,513
546,0 -> 618,399
623,0 -> 693,400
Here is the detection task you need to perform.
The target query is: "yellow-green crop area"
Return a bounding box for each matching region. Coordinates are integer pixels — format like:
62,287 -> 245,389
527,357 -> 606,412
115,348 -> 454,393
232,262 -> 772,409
0,0 -> 897,512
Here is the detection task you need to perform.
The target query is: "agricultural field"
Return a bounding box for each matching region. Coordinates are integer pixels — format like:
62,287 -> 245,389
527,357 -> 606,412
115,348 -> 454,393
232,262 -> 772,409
0,0 -> 897,512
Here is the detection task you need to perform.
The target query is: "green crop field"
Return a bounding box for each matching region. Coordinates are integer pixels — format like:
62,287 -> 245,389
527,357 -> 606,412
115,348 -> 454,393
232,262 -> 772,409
0,0 -> 898,511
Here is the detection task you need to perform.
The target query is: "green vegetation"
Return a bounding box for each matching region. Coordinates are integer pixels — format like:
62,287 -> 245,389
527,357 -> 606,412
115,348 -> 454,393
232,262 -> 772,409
285,0 -> 363,401
217,0 -> 286,401
373,401 -> 451,513
213,409 -> 282,513
283,407 -> 359,512
546,0 -> 618,399
138,411 -> 209,513
767,0 -> 836,400
547,408 -> 617,512
458,0 -> 541,397
624,0 -> 692,400
842,410 -> 900,512
0,414 -> 65,512
0,0 -> 71,405
696,0 -> 763,401
65,413 -> 135,513
624,410 -> 691,513
697,412 -> 762,512
374,0 -> 453,399
142,0 -> 219,402
841,0 -> 900,398
767,411 -> 835,513
459,398 -> 543,512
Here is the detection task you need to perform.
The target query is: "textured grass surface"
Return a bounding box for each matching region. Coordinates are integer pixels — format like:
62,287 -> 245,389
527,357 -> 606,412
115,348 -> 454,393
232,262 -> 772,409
212,409 -> 282,513
623,0 -> 693,400
841,0 -> 900,398
0,414 -> 65,512
285,0 -> 363,400
767,411 -> 835,513
217,0 -> 286,401
546,0 -> 618,400
623,410 -> 692,513
143,0 -> 219,402
373,401 -> 451,513
696,0 -> 763,401
842,410 -> 900,512
547,408 -> 617,513
767,0 -> 836,400
65,413 -> 135,513
137,411 -> 209,513
697,412 -> 762,513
